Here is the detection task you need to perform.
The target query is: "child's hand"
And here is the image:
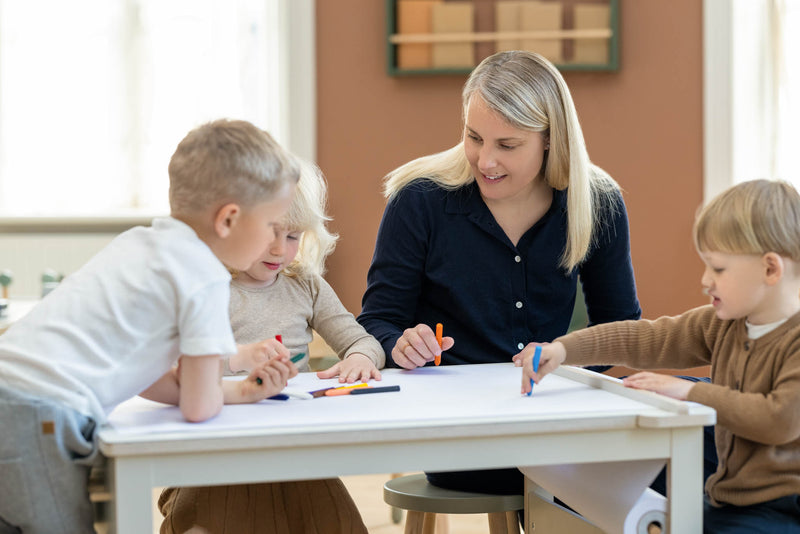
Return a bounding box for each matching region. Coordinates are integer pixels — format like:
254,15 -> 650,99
230,339 -> 290,373
238,355 -> 298,402
515,342 -> 566,395
391,324 -> 454,369
622,372 -> 694,401
316,353 -> 382,383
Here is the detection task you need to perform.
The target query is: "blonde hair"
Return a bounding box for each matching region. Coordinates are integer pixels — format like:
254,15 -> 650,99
383,50 -> 619,271
281,159 -> 338,279
168,119 -> 299,216
694,179 -> 800,261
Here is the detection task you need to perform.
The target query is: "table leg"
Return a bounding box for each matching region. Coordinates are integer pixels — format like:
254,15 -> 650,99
108,458 -> 154,534
667,427 -> 704,533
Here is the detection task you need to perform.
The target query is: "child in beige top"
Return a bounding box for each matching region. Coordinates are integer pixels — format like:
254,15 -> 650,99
159,159 -> 382,534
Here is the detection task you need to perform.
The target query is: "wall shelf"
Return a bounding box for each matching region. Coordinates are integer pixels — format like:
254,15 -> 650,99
386,0 -> 619,76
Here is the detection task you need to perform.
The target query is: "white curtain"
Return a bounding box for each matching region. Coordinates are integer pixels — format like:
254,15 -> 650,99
0,0 -> 283,217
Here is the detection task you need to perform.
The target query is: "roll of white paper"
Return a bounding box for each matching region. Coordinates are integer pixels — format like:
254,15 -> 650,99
519,460 -> 667,534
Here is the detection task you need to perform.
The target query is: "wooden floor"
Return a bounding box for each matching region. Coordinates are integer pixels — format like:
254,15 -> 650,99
129,473 -> 495,534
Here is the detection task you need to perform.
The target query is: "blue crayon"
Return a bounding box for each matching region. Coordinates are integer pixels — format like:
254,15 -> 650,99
527,345 -> 542,397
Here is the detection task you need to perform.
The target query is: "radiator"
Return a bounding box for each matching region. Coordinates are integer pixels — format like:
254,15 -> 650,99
0,234 -> 117,298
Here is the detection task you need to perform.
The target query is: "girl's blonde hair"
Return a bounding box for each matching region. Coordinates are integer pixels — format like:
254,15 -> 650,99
383,50 -> 619,271
281,158 -> 338,279
694,179 -> 800,261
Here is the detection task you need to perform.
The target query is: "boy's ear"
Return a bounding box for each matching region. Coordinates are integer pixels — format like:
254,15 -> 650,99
213,203 -> 241,238
763,252 -> 784,285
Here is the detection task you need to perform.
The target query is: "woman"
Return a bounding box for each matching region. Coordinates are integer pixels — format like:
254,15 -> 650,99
357,50 -> 641,496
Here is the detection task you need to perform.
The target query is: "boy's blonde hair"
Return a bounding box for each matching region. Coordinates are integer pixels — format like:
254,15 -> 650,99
694,179 -> 800,261
281,159 -> 338,279
383,50 -> 620,271
168,119 -> 300,215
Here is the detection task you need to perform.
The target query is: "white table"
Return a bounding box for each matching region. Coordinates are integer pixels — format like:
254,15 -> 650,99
99,363 -> 715,533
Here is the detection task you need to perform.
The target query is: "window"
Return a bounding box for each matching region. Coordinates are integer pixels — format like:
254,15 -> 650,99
0,0 -> 315,219
704,0 -> 799,200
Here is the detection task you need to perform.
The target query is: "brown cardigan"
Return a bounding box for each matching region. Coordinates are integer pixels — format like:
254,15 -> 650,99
557,305 -> 800,507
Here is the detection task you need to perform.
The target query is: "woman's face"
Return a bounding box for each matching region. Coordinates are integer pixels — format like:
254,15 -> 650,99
463,95 -> 548,204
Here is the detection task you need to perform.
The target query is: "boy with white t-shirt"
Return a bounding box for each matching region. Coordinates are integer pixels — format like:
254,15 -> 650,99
0,119 -> 299,534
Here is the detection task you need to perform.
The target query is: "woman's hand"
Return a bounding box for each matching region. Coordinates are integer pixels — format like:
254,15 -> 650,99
515,341 -> 566,395
622,372 -> 694,401
316,353 -> 382,383
229,339 -> 290,373
391,324 -> 454,369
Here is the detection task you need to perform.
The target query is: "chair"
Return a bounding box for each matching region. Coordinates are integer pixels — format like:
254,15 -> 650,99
383,473 -> 523,534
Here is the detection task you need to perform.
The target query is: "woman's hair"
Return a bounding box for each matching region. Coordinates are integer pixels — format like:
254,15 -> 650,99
168,119 -> 299,216
694,179 -> 800,261
383,50 -> 618,271
281,158 -> 339,279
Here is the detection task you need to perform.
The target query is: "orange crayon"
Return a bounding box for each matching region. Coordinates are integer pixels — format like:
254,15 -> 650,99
435,323 -> 443,366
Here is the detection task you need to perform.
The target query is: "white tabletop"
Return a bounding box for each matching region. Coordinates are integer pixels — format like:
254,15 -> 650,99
100,363 -> 715,533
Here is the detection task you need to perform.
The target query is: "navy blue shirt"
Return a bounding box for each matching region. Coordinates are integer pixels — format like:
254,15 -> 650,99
358,180 -> 641,367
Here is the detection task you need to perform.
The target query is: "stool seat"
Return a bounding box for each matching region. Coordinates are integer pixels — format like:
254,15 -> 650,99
384,473 -> 524,514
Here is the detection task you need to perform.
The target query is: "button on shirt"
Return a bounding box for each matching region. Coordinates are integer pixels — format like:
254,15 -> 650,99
358,179 -> 641,367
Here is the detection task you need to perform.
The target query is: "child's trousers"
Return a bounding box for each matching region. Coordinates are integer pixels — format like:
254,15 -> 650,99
0,386 -> 100,534
159,479 -> 369,534
703,495 -> 800,533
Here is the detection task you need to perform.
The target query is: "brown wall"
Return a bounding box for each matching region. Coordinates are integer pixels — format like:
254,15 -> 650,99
316,0 -> 709,320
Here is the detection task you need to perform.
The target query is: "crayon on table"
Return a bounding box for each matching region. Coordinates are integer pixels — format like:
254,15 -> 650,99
309,382 -> 369,398
435,323 -> 443,366
349,385 -> 401,395
325,385 -> 401,396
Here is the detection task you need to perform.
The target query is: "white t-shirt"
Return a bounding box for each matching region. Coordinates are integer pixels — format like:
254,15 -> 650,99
0,217 -> 237,422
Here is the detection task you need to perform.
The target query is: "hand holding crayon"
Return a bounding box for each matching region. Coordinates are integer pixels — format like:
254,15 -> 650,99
390,323 -> 454,370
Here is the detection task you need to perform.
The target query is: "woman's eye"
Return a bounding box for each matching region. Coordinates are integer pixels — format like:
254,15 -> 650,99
466,133 -> 481,142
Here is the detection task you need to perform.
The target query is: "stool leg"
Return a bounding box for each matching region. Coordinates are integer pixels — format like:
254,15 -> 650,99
505,511 -> 520,533
421,512 -> 437,534
436,514 -> 449,534
405,510 -> 425,534
488,512 -> 511,534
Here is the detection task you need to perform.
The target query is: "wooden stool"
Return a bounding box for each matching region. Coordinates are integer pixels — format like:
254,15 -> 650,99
383,473 -> 523,534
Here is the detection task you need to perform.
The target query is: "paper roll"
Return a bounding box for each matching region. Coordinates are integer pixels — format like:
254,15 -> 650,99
519,460 -> 667,534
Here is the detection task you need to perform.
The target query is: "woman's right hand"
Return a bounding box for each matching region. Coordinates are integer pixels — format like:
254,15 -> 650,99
391,324 -> 454,369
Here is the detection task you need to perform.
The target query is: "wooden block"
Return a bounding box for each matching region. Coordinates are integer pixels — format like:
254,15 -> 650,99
396,0 -> 441,69
495,1 -> 525,52
521,1 -> 563,64
573,4 -> 610,64
431,2 -> 474,68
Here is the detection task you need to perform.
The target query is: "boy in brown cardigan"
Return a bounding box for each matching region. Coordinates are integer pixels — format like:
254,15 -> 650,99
518,179 -> 800,532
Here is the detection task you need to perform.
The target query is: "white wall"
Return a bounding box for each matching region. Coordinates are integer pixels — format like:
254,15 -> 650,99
0,234 -> 116,298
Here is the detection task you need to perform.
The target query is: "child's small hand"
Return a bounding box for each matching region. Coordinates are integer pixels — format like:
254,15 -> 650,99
239,356 -> 298,402
316,353 -> 382,383
231,339 -> 290,373
622,372 -> 694,400
516,341 -> 566,395
392,324 -> 454,369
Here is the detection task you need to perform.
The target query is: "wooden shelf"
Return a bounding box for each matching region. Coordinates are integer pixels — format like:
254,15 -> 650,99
386,0 -> 619,76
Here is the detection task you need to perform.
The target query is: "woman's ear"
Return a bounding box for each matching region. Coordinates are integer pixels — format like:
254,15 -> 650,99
763,252 -> 784,286
213,203 -> 241,238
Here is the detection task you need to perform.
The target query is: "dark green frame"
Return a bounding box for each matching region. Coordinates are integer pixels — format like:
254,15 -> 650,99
386,0 -> 619,76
